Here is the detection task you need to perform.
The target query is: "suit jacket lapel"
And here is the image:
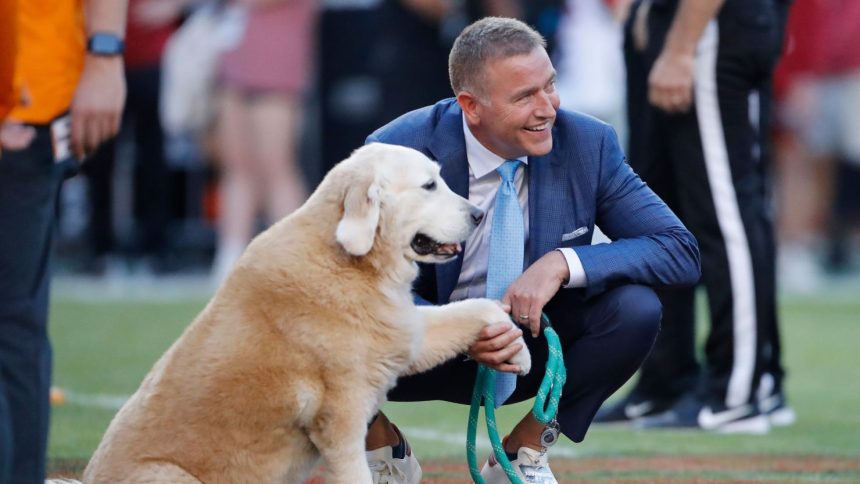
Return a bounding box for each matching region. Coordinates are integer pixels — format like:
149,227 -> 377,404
428,103 -> 468,303
528,128 -> 570,264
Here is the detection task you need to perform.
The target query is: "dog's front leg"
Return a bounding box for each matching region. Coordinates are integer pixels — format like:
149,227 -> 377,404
405,299 -> 531,376
307,386 -> 377,484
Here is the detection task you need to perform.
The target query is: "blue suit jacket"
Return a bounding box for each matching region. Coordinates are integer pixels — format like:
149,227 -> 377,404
367,99 -> 700,304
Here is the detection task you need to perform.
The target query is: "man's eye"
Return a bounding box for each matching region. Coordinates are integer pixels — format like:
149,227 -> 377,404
422,181 -> 437,191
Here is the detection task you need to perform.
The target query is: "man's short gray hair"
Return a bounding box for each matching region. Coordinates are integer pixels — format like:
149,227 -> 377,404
448,17 -> 547,96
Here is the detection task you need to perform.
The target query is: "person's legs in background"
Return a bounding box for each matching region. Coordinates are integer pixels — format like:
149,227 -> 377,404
80,139 -> 117,274
826,160 -> 860,271
596,3 -> 698,423
0,371 -> 11,482
211,88 -> 258,284
634,13 -> 785,433
211,87 -> 308,284
824,73 -> 860,273
0,127 -> 65,483
247,92 -> 306,224
128,66 -> 171,272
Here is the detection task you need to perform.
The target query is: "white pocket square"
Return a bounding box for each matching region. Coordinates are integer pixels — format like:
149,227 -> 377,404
561,226 -> 589,242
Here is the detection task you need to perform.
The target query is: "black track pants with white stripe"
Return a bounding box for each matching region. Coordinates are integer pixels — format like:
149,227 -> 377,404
623,0 -> 787,408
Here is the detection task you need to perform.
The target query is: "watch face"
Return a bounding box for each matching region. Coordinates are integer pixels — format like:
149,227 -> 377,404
541,427 -> 559,447
89,33 -> 124,55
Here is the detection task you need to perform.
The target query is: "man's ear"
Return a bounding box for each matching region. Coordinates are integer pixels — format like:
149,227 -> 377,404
335,173 -> 381,256
457,91 -> 481,126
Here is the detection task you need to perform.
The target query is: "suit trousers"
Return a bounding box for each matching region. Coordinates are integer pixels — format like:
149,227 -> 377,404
0,124 -> 69,483
624,0 -> 787,407
389,285 -> 661,442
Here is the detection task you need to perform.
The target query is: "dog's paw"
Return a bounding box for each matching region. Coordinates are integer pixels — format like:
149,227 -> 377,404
460,298 -> 511,327
508,333 -> 532,376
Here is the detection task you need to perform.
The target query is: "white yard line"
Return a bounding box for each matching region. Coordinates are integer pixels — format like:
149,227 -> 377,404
52,274 -> 214,302
62,390 -> 129,411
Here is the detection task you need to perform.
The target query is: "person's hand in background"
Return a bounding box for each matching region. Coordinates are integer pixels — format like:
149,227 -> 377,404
648,50 -> 695,113
70,55 -> 125,160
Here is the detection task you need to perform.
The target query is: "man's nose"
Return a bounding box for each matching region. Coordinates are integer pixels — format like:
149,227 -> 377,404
536,91 -> 557,117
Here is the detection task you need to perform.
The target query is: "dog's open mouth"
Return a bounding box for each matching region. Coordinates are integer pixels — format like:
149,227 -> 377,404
411,234 -> 462,258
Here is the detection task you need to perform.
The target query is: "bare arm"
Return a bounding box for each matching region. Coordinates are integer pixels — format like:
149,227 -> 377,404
70,0 -> 128,159
648,0 -> 724,112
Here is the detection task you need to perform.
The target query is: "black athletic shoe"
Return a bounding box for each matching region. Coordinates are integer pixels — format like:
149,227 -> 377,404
636,393 -> 771,434
593,393 -> 673,424
634,393 -> 704,430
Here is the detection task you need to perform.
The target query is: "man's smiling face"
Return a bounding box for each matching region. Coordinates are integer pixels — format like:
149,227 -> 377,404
464,47 -> 560,159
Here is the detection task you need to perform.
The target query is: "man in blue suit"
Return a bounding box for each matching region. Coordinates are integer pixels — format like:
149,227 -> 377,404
362,17 -> 700,483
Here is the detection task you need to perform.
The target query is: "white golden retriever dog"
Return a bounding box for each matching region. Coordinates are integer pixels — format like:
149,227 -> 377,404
80,143 -> 531,484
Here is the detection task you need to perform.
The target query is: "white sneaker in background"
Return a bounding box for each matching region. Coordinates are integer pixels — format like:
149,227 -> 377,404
777,243 -> 823,294
758,374 -> 797,427
210,241 -> 245,288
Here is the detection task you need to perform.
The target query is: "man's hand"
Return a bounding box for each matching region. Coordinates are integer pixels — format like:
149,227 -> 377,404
467,321 -> 525,373
648,50 -> 695,113
503,250 -> 568,338
0,122 -> 36,151
647,0 -> 725,113
70,55 -> 125,160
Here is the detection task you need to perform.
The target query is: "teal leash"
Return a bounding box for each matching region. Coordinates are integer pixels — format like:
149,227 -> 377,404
467,313 -> 567,483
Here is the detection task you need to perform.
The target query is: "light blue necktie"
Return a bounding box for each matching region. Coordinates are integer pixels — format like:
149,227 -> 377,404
485,159 -> 524,407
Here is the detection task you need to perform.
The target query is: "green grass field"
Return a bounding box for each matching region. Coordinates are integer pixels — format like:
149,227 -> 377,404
46,287 -> 860,481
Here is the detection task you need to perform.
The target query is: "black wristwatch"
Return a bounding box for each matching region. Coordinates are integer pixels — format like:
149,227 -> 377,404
87,32 -> 125,56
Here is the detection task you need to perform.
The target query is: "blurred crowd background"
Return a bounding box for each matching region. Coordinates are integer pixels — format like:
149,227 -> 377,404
52,0 -> 860,292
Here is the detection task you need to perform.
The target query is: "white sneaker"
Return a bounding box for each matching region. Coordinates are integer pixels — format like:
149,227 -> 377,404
697,404 -> 771,435
757,375 -> 797,427
480,444 -> 557,484
365,426 -> 421,484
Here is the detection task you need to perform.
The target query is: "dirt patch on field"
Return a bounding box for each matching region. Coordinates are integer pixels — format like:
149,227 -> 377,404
49,455 -> 860,482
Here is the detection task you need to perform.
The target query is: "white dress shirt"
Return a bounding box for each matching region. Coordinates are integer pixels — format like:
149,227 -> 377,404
449,116 -> 586,303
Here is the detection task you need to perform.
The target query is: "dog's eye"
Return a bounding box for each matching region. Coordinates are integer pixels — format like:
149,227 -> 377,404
422,180 -> 437,191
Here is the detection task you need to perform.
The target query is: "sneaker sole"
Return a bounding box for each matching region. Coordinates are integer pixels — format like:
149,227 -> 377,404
715,414 -> 771,435
768,407 -> 797,427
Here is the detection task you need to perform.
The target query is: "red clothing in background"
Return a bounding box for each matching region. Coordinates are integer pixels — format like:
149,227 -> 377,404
775,0 -> 860,98
218,0 -> 317,95
812,0 -> 860,74
124,0 -> 177,69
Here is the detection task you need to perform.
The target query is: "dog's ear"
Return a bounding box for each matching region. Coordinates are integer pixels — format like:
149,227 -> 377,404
336,173 -> 382,256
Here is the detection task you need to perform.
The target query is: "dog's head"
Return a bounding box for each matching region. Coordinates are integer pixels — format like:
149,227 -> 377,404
334,143 -> 483,263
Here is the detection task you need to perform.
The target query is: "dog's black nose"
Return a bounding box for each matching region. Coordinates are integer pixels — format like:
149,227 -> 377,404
470,207 -> 484,226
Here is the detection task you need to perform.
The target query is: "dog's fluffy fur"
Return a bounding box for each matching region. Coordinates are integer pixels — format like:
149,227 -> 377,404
82,143 -> 531,483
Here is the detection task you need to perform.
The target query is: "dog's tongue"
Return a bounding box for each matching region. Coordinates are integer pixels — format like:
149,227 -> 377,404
438,242 -> 462,255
